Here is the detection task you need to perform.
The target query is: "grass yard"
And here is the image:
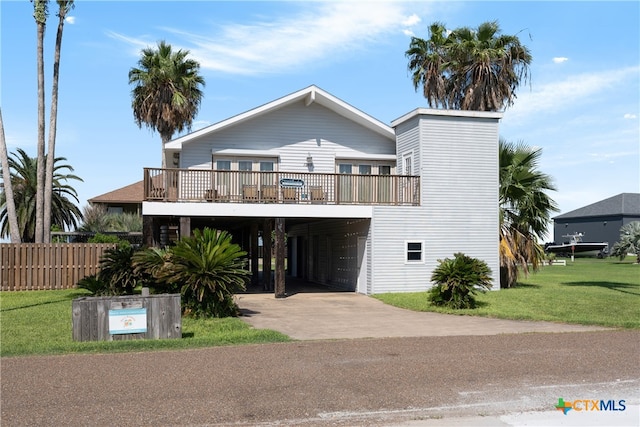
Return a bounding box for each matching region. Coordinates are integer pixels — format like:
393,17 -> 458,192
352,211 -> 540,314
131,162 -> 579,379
375,257 -> 640,329
0,289 -> 290,357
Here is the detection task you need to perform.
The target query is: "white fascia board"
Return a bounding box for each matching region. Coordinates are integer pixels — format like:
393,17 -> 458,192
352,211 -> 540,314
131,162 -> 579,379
391,108 -> 504,128
143,201 -> 373,219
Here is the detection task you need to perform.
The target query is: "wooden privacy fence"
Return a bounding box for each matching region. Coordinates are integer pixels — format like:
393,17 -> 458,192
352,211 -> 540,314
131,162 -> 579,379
0,243 -> 116,291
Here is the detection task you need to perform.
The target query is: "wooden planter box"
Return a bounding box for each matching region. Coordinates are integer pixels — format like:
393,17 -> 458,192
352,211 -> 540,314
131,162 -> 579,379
72,293 -> 181,342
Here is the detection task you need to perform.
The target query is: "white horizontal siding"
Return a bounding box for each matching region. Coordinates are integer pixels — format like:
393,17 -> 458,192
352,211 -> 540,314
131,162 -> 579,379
420,115 -> 499,288
394,117 -> 420,174
370,206 -> 433,293
181,101 -> 395,174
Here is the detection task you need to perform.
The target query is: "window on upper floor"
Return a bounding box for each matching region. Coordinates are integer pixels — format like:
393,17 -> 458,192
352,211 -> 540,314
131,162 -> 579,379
213,157 -> 278,171
336,161 -> 395,175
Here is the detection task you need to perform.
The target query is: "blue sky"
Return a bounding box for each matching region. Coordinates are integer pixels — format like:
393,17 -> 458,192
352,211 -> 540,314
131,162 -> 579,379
1,0 -> 639,240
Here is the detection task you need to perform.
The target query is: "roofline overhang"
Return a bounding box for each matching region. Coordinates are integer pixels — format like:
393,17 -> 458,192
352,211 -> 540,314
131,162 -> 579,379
165,85 -> 395,151
391,108 -> 503,128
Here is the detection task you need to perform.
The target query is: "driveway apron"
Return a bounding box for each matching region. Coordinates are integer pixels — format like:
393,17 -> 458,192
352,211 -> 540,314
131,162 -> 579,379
237,292 -> 608,340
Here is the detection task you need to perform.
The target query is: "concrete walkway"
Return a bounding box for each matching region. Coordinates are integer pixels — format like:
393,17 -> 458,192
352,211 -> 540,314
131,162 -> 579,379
237,292 -> 608,340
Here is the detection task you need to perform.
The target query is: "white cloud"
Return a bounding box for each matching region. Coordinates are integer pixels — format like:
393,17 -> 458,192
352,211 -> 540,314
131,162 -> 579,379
109,2 -> 415,75
65,16 -> 75,25
505,66 -> 640,122
402,13 -> 421,27
552,57 -> 568,63
623,113 -> 637,119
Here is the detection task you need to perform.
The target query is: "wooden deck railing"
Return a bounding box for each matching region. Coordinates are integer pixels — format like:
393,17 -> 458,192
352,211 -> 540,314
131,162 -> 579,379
143,168 -> 420,206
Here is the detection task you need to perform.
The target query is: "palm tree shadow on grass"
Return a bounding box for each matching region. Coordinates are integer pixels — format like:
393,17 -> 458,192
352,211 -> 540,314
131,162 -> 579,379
0,292 -> 81,312
562,281 -> 640,296
511,282 -> 542,289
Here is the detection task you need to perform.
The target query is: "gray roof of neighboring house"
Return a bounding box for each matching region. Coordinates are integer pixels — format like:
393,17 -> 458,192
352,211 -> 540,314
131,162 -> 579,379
554,193 -> 640,220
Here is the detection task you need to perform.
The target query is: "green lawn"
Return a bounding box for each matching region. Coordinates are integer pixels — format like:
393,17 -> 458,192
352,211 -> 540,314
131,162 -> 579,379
0,289 -> 290,357
375,257 -> 640,329
2,258 -> 638,357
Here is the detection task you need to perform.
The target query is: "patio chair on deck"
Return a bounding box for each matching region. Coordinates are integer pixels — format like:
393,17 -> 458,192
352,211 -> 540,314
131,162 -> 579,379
262,185 -> 278,203
310,186 -> 325,203
282,187 -> 298,203
242,185 -> 259,202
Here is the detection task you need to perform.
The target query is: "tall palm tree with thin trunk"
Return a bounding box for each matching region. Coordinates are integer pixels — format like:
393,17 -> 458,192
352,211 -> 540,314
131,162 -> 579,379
407,20 -> 531,111
43,0 -> 74,243
0,149 -> 83,242
32,0 -> 49,243
499,139 -> 558,288
0,109 -> 21,243
406,22 -> 449,108
129,41 -> 205,168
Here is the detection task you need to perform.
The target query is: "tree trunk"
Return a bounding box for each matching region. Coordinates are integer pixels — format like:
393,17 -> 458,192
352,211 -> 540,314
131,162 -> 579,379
44,5 -> 68,243
35,18 -> 46,243
0,109 -> 21,243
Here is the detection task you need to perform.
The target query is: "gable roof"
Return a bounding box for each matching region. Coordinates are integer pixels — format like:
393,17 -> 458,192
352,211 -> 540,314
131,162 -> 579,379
554,193 -> 640,219
88,180 -> 143,205
165,85 -> 394,150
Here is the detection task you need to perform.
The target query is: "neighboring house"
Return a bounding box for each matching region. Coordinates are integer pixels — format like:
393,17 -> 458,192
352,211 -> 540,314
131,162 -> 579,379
88,180 -> 143,215
141,85 -> 502,295
552,193 -> 640,249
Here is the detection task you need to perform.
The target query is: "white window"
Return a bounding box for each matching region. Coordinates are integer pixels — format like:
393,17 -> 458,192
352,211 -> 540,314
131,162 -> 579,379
403,153 -> 413,175
238,161 -> 252,171
213,157 -> 277,171
216,160 -> 231,170
359,164 -> 372,175
405,241 -> 424,263
339,163 -> 353,174
336,161 -> 395,175
260,161 -> 274,172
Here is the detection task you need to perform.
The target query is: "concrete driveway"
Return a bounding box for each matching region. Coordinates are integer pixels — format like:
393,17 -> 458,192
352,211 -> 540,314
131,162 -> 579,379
237,292 -> 608,340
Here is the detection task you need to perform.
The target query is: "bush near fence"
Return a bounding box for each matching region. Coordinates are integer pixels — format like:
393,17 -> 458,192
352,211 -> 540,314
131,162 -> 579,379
0,243 -> 116,291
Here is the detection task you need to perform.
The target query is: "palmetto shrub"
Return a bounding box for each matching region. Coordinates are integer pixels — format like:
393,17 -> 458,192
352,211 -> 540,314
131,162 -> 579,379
429,252 -> 492,309
78,243 -> 142,296
132,246 -> 179,294
136,228 -> 250,318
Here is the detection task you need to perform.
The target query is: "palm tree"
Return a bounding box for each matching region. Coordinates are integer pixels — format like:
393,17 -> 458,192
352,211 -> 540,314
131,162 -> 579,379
406,22 -> 449,108
0,109 -> 21,242
406,20 -> 531,111
129,41 -> 205,168
32,0 -> 49,242
610,222 -> 640,263
44,0 -> 75,243
499,139 -> 558,288
0,148 -> 83,242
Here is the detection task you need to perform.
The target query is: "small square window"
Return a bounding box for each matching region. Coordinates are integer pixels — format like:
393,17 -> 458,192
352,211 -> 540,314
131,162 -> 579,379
406,241 -> 423,263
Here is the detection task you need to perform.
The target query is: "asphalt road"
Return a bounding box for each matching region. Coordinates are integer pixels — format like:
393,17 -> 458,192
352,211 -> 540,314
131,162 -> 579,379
2,330 -> 639,426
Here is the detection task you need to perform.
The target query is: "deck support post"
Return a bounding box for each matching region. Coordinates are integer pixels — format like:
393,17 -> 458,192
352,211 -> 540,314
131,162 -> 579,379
179,217 -> 191,240
250,222 -> 259,285
143,216 -> 154,247
274,217 -> 286,298
263,219 -> 273,291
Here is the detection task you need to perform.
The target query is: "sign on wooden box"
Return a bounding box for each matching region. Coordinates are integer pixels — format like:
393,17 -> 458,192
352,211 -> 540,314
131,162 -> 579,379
72,293 -> 181,342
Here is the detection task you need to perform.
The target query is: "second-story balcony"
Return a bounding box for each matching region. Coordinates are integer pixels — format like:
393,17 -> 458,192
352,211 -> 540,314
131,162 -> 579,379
144,168 -> 420,206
